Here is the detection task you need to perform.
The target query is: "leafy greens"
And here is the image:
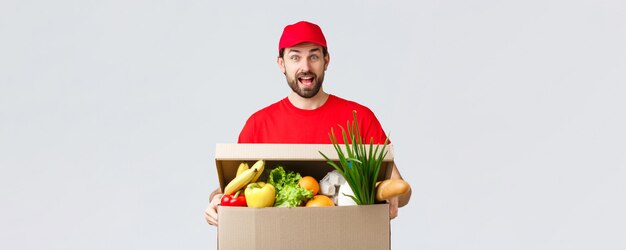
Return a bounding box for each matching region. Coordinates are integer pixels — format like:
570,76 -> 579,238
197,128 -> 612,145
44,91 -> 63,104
267,166 -> 313,207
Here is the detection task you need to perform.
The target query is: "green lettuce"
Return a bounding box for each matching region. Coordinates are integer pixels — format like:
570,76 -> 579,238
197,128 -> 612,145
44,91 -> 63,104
267,166 -> 313,207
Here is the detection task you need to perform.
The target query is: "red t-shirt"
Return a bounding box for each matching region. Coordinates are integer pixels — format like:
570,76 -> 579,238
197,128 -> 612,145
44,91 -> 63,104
238,95 -> 389,144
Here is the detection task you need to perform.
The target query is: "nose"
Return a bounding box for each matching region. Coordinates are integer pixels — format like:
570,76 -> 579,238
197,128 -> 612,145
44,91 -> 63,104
299,58 -> 311,72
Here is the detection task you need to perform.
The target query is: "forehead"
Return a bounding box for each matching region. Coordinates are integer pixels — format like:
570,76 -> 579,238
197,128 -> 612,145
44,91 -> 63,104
285,42 -> 324,53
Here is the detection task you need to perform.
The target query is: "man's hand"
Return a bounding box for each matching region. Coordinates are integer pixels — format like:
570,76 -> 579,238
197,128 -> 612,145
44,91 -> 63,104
389,196 -> 399,220
204,194 -> 223,226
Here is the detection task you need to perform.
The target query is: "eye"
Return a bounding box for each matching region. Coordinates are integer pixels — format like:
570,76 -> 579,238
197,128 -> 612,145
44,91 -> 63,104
290,55 -> 300,61
310,55 -> 319,61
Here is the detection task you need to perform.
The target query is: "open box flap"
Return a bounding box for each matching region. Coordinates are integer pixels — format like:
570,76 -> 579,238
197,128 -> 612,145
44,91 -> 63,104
215,144 -> 394,191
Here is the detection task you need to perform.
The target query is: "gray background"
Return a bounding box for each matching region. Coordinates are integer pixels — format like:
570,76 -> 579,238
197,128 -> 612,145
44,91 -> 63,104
1,0 -> 625,249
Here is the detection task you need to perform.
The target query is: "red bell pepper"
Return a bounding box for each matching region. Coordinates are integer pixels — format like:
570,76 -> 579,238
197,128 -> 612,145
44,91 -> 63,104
220,190 -> 247,207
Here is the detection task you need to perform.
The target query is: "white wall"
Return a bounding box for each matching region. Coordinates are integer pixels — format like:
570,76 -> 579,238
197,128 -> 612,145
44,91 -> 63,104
1,0 -> 624,249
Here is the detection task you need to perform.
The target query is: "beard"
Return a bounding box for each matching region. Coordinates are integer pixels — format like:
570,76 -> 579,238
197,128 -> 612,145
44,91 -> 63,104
286,71 -> 325,98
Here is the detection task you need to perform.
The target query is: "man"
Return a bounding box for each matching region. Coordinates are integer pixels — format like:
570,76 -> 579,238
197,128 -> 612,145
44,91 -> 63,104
205,21 -> 411,226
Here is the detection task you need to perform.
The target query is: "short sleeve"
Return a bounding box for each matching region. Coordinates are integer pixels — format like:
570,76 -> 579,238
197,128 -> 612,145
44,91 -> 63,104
238,116 -> 256,143
360,108 -> 390,145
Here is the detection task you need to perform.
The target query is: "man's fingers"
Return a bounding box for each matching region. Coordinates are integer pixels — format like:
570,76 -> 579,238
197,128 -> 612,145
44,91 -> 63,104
389,207 -> 398,219
205,194 -> 223,226
389,197 -> 399,220
205,209 -> 218,226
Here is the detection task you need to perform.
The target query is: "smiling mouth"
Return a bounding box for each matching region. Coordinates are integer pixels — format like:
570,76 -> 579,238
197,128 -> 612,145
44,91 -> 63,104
298,75 -> 315,87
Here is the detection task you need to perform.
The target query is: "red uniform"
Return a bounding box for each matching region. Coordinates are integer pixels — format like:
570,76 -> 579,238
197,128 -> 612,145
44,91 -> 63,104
238,95 -> 389,144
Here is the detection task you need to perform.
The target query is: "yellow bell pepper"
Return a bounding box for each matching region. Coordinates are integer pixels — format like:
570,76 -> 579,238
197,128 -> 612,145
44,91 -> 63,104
245,182 -> 276,208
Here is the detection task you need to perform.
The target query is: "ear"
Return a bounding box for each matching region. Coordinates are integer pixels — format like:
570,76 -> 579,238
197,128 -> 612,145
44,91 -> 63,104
277,56 -> 286,74
324,53 -> 330,71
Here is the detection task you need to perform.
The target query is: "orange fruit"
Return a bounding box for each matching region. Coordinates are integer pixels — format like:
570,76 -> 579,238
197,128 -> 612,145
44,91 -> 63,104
306,195 -> 335,207
299,176 -> 319,195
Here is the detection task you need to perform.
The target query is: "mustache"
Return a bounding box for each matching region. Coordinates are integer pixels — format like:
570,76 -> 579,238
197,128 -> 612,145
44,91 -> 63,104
297,72 -> 316,78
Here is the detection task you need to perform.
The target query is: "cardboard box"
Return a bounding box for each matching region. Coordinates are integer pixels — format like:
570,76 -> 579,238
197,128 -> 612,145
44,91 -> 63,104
215,143 -> 395,250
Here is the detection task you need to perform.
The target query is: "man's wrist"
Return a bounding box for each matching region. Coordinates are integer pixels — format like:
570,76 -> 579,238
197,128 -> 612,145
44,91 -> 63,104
209,188 -> 222,201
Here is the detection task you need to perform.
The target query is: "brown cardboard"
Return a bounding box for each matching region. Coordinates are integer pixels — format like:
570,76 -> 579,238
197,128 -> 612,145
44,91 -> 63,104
215,143 -> 394,250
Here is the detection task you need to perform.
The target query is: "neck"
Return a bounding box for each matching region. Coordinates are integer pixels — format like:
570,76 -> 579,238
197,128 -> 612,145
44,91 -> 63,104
288,89 -> 329,110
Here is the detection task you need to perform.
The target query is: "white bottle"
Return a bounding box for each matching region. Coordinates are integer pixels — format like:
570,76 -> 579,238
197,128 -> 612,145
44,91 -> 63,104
337,182 -> 358,206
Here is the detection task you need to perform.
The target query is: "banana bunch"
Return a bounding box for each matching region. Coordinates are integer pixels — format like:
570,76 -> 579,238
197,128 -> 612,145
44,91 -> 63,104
223,160 -> 265,195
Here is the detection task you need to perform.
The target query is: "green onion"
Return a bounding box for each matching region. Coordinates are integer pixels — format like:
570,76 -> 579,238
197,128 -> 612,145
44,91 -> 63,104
319,110 -> 389,205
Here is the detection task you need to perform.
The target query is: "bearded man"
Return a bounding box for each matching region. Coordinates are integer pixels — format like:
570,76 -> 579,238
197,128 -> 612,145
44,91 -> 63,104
205,21 -> 411,226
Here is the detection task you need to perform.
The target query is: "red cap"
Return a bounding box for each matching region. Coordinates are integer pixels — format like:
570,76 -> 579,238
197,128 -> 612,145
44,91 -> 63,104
278,21 -> 327,53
